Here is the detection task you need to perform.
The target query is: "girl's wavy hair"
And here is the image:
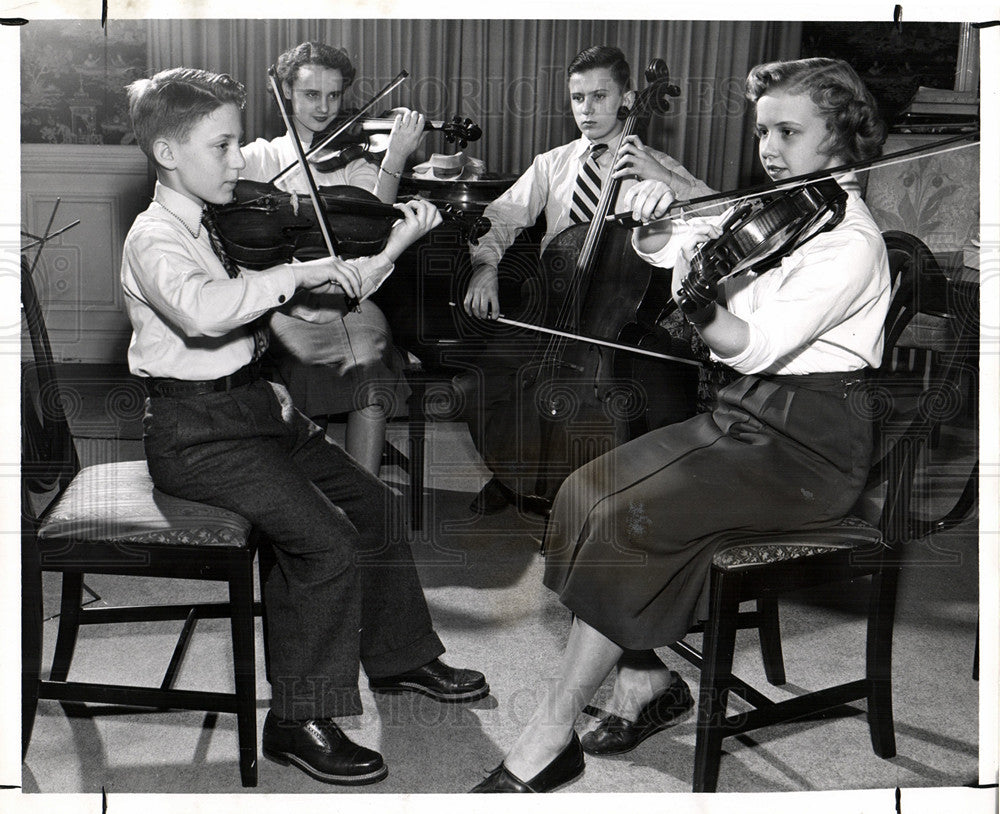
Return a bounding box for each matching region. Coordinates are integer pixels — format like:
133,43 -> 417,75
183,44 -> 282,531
276,41 -> 356,89
746,58 -> 887,163
126,67 -> 246,161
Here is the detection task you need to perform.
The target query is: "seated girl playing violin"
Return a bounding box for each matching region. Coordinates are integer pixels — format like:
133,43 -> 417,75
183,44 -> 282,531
471,56 -> 890,793
241,41 -> 427,473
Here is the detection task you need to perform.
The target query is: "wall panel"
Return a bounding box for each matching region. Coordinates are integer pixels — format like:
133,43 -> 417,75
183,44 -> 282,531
22,144 -> 151,363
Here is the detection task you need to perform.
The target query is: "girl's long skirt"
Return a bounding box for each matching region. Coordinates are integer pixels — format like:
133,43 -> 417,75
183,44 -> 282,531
542,372 -> 873,650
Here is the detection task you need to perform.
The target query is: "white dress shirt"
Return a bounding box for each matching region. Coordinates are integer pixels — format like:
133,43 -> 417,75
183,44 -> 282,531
469,133 -> 714,270
241,132 -> 379,193
121,183 -> 392,379
635,179 -> 891,376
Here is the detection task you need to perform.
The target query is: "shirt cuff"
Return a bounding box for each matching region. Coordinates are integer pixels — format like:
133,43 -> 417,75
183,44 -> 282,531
632,229 -> 684,269
358,255 -> 395,301
712,319 -> 771,374
246,264 -> 298,308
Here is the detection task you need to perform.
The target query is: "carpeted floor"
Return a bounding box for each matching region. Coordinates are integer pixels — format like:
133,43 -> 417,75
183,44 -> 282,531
17,370 -> 987,807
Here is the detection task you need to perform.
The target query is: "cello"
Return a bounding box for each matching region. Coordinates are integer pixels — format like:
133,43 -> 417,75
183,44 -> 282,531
482,58 -> 701,504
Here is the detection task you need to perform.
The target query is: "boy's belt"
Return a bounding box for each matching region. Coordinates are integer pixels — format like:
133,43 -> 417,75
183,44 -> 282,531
142,363 -> 260,397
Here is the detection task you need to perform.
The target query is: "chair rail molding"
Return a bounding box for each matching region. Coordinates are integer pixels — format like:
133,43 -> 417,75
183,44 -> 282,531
22,144 -> 152,364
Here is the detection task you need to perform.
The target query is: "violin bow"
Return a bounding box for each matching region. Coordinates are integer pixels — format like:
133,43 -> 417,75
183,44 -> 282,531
446,303 -> 703,368
608,129 -> 981,226
266,65 -> 359,310
268,70 -> 409,187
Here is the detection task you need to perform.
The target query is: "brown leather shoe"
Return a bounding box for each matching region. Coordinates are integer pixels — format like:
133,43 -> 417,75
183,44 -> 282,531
262,712 -> 387,785
471,732 -> 584,792
581,671 -> 693,755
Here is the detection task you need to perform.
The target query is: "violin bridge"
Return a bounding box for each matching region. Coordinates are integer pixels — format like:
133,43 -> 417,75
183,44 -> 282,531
289,191 -> 300,217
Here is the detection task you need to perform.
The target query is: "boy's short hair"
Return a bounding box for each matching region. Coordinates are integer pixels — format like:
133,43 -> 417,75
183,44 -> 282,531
275,41 -> 357,89
746,57 -> 887,163
126,67 -> 246,160
567,45 -> 632,91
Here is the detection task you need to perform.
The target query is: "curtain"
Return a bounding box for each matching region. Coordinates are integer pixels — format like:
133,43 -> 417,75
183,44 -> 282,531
148,18 -> 801,192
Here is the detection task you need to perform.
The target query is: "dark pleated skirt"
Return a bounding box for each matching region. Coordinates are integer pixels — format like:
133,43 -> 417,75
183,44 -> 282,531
541,371 -> 872,650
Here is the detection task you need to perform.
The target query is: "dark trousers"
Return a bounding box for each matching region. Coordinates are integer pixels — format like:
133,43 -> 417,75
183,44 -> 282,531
461,341 -> 699,501
142,378 -> 444,719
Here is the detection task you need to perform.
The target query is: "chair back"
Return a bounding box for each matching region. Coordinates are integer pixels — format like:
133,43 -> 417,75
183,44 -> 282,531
880,230 -> 953,367
858,231 -> 975,544
21,255 -> 80,517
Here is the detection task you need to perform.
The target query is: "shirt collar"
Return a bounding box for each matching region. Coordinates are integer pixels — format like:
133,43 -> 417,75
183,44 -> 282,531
833,170 -> 862,195
153,182 -> 206,237
574,131 -> 625,161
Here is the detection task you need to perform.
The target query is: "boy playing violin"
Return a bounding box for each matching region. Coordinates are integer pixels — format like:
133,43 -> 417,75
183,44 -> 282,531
471,56 -> 889,793
121,66 -> 488,786
241,41 -> 428,473
460,45 -> 714,516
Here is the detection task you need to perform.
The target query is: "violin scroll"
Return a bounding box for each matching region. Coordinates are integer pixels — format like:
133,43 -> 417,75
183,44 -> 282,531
441,116 -> 483,148
434,204 -> 490,245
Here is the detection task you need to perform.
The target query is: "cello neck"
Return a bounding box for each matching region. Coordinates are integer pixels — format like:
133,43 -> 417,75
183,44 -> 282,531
575,113 -> 640,276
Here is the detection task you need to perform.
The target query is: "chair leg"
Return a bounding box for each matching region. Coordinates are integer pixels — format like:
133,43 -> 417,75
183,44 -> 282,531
229,564 -> 259,788
973,615 -> 979,682
407,376 -> 427,532
866,566 -> 899,759
756,597 -> 786,685
49,572 -> 85,682
693,571 -> 741,793
22,534 -> 43,758
256,541 -> 276,684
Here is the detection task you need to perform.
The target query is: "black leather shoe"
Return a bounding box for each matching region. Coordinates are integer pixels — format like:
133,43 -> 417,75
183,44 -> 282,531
581,671 -> 693,756
470,732 -> 585,792
369,657 -> 490,703
261,712 -> 387,785
516,492 -> 552,518
470,477 -> 511,515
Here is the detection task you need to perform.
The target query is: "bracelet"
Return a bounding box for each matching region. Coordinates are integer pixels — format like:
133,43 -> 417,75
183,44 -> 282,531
685,301 -> 717,326
379,166 -> 402,179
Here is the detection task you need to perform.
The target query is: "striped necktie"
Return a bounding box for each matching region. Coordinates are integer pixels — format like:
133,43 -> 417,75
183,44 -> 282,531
202,209 -> 270,362
569,142 -> 609,224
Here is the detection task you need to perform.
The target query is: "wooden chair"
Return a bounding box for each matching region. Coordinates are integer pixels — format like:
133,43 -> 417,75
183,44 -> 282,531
21,256 -> 263,787
387,355 -> 486,532
667,230 -> 978,792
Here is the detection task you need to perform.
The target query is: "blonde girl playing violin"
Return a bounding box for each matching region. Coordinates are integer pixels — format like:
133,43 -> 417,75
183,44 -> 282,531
241,41 -> 428,473
471,57 -> 890,794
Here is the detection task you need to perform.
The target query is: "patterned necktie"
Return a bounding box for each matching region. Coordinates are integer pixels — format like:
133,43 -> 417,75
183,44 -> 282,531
202,209 -> 270,362
569,142 -> 609,224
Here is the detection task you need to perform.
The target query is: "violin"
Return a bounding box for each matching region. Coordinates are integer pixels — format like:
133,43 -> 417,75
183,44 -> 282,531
608,130 -> 980,318
209,178 -> 491,270
676,177 -> 847,314
308,112 -> 483,173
